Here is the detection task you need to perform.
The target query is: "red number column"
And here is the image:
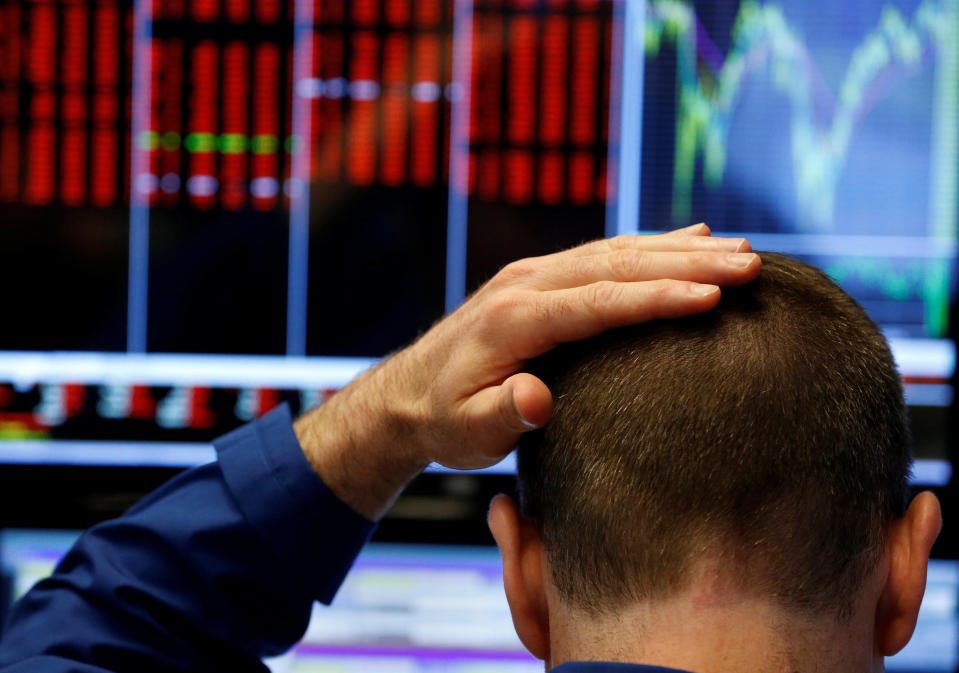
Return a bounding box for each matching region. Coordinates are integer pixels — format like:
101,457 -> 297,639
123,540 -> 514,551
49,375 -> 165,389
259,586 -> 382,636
187,41 -> 219,209
283,43 -> 293,209
224,0 -> 250,23
411,34 -> 441,187
569,13 -> 598,205
312,0 -> 344,182
256,0 -> 281,24
193,0 -> 219,23
346,32 -> 378,186
251,43 -> 280,210
91,3 -> 120,207
505,13 -> 535,204
381,1 -> 411,187
385,0 -> 410,26
146,39 -> 165,206
158,38 -> 183,207
24,2 -> 56,206
442,11 -> 453,185
415,0 -> 442,28
597,11 -> 611,202
61,3 -> 88,206
538,11 -> 567,205
123,7 -> 133,202
474,9 -> 502,201
160,1 -> 185,20
409,0 -> 444,188
221,41 -> 249,210
317,32 -> 343,181
353,0 -> 379,24
0,4 -> 21,202
307,29 -> 322,181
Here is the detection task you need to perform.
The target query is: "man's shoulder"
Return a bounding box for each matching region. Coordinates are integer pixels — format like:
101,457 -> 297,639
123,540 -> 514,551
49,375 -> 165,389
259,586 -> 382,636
551,663 -> 695,673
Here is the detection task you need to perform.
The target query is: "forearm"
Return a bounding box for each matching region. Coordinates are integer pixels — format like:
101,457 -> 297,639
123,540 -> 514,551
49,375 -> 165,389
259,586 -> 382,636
0,406 -> 375,672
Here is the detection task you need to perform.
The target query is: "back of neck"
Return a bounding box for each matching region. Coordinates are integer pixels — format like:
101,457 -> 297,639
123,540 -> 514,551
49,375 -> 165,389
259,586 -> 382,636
547,590 -> 875,673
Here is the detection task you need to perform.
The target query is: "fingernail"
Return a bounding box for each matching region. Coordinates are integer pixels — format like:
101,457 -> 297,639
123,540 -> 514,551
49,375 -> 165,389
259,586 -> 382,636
514,396 -> 540,430
690,283 -> 719,297
519,416 -> 539,430
727,252 -> 756,268
712,237 -> 748,251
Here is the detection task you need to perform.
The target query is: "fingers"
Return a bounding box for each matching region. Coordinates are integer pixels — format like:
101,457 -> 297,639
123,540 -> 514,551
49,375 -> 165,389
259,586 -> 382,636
518,249 -> 761,291
676,222 -> 711,236
564,230 -> 751,258
482,226 -> 754,297
507,279 -> 723,353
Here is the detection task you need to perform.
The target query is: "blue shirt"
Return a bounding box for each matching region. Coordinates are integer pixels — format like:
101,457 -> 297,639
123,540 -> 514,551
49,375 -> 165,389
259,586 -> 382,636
554,666 -> 691,673
0,405 -> 692,673
0,405 -> 374,672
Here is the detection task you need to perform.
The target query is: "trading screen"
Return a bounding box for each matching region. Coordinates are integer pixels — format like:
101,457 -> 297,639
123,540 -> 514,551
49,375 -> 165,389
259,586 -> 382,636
0,0 -> 617,465
1,532 -> 956,672
0,0 -> 954,476
637,0 -> 958,340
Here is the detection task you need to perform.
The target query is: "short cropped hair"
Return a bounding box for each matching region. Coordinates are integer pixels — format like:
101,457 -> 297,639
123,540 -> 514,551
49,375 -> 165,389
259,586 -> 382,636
517,252 -> 911,618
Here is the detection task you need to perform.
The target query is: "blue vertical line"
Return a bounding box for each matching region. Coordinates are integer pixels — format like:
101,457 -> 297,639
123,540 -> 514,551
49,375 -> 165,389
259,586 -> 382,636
127,0 -> 153,353
606,0 -> 645,237
445,0 -> 475,313
287,0 -> 315,356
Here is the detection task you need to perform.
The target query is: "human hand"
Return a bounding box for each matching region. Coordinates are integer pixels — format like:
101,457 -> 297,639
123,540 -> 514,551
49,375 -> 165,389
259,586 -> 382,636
295,225 -> 761,518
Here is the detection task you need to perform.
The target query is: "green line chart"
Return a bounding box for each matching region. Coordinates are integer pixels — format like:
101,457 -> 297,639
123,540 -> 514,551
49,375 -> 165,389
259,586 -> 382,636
824,257 -> 952,336
645,0 -> 959,240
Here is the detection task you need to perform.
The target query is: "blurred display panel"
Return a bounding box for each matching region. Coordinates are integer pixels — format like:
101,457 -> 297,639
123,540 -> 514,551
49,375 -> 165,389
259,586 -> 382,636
463,0 -> 614,288
0,0 -> 953,476
1,532 -> 955,673
637,0 -> 959,341
0,0 -> 620,464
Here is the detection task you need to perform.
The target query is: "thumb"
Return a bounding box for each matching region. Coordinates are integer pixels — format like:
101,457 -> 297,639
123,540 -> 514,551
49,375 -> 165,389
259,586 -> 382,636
507,373 -> 553,431
458,373 -> 553,465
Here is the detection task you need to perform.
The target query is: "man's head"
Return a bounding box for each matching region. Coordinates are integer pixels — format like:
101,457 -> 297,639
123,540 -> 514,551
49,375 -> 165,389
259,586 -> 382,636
489,252 -> 941,672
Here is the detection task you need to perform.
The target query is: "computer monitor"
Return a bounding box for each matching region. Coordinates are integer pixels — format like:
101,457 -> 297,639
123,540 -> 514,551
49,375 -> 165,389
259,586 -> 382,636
0,530 -> 955,672
0,0 -> 617,468
627,0 -> 959,486
0,0 -> 954,486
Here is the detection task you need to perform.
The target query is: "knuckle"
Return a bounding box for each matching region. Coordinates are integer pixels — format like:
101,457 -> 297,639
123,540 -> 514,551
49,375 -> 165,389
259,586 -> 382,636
606,234 -> 634,249
494,259 -> 537,286
484,289 -> 526,325
689,250 -> 713,267
583,280 -> 623,314
530,293 -> 576,328
529,298 -> 559,327
647,279 -> 675,302
608,248 -> 647,280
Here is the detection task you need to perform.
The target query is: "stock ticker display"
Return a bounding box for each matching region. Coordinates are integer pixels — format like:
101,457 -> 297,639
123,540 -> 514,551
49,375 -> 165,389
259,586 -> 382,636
0,0 -> 613,206
0,0 -> 616,450
0,0 -> 614,356
639,0 -> 959,338
0,0 -> 955,459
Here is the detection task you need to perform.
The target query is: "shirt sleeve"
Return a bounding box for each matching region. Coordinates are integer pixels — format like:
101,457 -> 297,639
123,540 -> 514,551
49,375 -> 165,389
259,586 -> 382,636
0,404 -> 376,673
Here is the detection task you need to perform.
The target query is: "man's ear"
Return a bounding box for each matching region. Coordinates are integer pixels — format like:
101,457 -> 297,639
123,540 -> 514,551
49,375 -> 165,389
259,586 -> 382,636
488,493 -> 551,661
875,491 -> 942,656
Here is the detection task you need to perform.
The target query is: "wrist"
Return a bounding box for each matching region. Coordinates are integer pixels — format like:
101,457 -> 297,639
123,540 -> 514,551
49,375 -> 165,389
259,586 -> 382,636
294,357 -> 430,521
